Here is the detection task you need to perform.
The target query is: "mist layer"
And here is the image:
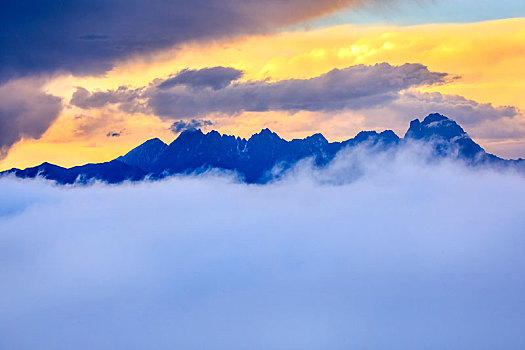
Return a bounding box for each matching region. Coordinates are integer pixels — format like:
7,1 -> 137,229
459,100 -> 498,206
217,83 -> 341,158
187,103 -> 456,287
1,147 -> 525,349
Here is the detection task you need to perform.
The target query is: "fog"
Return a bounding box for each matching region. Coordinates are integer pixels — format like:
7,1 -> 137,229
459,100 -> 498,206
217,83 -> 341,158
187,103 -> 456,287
1,145 -> 525,349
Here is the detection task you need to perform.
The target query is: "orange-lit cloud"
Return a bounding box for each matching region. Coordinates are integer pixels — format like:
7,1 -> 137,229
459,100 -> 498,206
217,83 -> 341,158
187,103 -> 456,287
58,18 -> 525,107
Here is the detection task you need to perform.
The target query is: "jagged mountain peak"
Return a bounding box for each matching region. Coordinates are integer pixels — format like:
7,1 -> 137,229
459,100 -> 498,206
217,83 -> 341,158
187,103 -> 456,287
3,113 -> 521,185
405,113 -> 466,141
122,137 -> 167,151
344,129 -> 400,147
117,137 -> 168,171
304,133 -> 329,144
206,130 -> 221,137
174,128 -> 204,140
380,129 -> 399,138
144,137 -> 166,146
249,128 -> 283,142
405,113 -> 485,159
422,113 -> 450,124
180,127 -> 204,135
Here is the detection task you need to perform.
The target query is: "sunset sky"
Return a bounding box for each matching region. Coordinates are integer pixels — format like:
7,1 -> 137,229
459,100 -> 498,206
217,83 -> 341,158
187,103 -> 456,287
1,0 -> 525,170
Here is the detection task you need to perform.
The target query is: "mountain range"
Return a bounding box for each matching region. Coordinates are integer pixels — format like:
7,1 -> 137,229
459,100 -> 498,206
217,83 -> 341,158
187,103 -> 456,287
2,113 -> 523,184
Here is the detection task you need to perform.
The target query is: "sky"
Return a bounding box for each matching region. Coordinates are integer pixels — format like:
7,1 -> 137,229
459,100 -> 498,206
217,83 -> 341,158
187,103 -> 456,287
1,0 -> 525,169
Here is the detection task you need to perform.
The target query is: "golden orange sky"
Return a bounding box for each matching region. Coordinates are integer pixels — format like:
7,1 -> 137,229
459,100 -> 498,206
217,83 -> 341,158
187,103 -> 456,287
1,18 -> 525,171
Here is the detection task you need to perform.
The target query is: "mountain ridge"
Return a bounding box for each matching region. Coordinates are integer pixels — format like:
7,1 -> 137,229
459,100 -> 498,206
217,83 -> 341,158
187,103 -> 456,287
2,113 -> 523,184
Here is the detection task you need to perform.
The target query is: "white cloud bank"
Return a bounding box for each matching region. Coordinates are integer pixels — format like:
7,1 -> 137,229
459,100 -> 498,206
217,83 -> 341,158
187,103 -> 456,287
1,145 -> 525,350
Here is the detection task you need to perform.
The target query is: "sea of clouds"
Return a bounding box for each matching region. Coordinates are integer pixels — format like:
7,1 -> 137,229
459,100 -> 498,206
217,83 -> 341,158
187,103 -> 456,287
1,144 -> 525,349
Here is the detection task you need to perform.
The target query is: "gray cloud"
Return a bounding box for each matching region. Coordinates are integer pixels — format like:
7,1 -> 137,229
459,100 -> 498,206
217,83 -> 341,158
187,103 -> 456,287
357,91 -> 525,142
0,0 -> 371,81
70,86 -> 146,114
0,79 -> 62,159
149,63 -> 447,117
170,119 -> 213,133
394,91 -> 519,126
159,67 -> 244,90
1,146 -> 525,349
68,64 -> 525,153
71,63 -> 448,118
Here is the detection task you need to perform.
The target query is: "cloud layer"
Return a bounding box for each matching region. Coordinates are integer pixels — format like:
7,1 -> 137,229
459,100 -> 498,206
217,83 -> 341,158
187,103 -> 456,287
0,0 -> 368,81
159,67 -> 244,91
170,119 -> 213,133
151,63 -> 448,117
69,64 -> 522,144
1,145 -> 525,349
392,91 -> 519,127
354,90 -> 523,141
72,63 -> 448,117
0,79 -> 62,159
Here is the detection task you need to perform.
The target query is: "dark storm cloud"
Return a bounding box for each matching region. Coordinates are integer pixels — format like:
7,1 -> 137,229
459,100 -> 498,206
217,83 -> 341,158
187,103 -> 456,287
0,79 -> 62,159
0,0 -> 369,81
159,67 -> 244,90
71,63 -> 448,117
170,119 -> 213,133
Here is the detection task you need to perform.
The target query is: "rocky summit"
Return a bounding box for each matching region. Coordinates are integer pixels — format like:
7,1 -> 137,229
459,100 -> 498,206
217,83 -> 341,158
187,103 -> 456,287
2,114 -> 522,184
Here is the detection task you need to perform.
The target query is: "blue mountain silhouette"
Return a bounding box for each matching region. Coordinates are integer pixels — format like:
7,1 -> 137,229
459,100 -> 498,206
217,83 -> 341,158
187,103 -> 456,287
2,114 -> 523,184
